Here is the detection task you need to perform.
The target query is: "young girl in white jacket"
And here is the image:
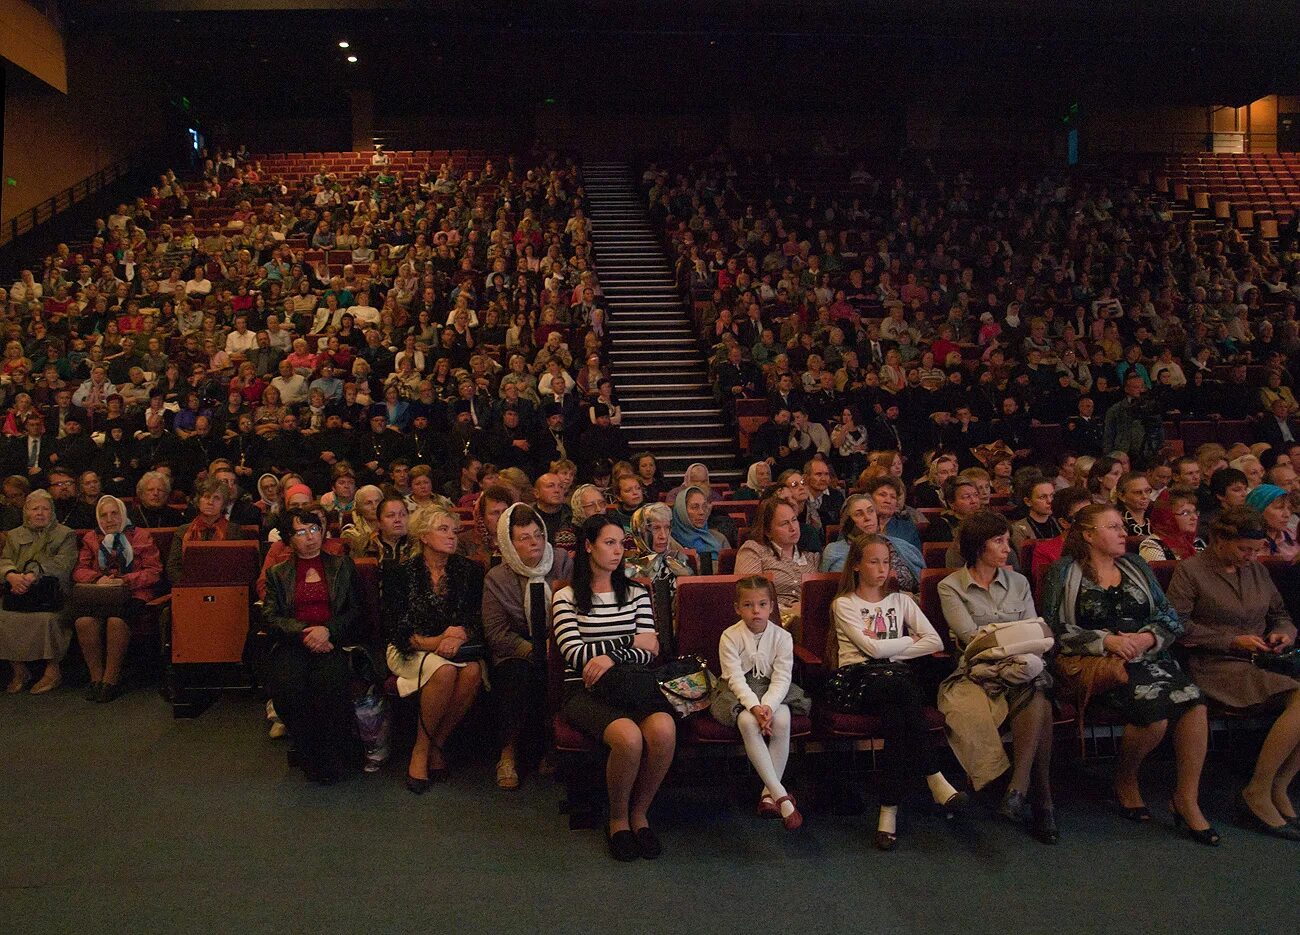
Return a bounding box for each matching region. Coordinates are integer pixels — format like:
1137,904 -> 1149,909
712,575 -> 809,830
829,534 -> 967,850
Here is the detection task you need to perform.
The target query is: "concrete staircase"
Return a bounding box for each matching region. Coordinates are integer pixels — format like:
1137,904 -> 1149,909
583,161 -> 737,482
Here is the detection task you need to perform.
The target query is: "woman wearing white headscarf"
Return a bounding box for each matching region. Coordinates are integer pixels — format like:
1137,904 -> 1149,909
734,461 -> 772,501
481,503 -> 573,789
71,495 -> 163,701
0,490 -> 78,694
664,462 -> 723,504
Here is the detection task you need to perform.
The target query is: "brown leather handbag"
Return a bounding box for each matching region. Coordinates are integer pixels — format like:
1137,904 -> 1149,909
1055,654 -> 1130,710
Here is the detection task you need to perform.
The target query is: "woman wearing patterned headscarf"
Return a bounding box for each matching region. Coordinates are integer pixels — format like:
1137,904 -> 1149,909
72,495 -> 163,702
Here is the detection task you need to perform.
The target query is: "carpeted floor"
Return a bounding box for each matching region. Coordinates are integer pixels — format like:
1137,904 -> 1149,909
2,687 -> 1299,935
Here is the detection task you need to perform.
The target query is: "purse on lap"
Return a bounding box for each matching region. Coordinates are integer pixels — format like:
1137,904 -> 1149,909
71,581 -> 129,615
3,561 -> 61,613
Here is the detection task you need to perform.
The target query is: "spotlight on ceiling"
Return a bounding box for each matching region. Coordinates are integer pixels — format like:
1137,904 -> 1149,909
347,55 -> 358,63
338,40 -> 350,48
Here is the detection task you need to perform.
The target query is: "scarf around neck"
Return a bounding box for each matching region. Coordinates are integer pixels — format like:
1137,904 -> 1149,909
497,503 -> 556,661
95,494 -> 136,573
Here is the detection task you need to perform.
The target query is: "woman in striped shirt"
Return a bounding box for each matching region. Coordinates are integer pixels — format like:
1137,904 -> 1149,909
552,515 -> 675,862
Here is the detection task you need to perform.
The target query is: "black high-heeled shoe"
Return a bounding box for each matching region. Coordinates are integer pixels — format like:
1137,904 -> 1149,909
405,773 -> 431,795
998,789 -> 1031,825
1235,793 -> 1300,841
1169,801 -> 1220,847
1031,805 -> 1060,844
1118,804 -> 1152,822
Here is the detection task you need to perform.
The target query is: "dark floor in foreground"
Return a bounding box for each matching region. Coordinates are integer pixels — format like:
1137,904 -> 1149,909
2,686 -> 1299,935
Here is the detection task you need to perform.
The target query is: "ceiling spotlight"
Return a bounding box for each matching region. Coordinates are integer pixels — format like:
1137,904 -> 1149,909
338,40 -> 350,48
347,55 -> 358,63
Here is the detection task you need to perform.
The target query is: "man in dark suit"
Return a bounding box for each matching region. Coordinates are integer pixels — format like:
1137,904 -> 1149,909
860,321 -> 895,368
247,330 -> 284,379
1065,395 -> 1104,456
766,372 -> 804,417
8,412 -> 54,483
1257,397 -> 1300,450
42,389 -> 88,440
51,414 -> 98,476
530,404 -> 572,476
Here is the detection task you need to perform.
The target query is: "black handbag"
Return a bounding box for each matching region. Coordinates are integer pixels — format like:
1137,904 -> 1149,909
825,660 -> 915,713
3,561 -> 61,613
1252,649 -> 1300,679
448,640 -> 487,664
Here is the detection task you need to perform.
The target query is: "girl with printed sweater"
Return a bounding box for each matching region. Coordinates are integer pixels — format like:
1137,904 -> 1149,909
829,534 -> 967,850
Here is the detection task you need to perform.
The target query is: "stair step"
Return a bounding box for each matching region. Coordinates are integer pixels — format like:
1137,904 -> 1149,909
615,382 -> 711,392
622,413 -> 724,423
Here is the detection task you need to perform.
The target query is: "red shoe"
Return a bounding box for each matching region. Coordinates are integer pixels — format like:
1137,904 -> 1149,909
757,794 -> 781,819
775,795 -> 803,831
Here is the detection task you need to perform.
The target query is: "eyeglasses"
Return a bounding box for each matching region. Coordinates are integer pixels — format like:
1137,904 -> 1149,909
1173,509 -> 1198,518
292,525 -> 322,537
785,479 -> 805,488
50,480 -> 74,488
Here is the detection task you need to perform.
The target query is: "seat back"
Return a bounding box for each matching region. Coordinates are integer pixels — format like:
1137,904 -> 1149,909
918,568 -> 954,650
674,575 -> 744,673
181,540 -> 261,586
1147,559 -> 1176,594
923,540 -> 953,569
1262,556 -> 1300,620
798,572 -> 841,665
717,548 -> 737,575
1017,539 -> 1036,576
351,557 -> 382,645
146,527 -> 178,568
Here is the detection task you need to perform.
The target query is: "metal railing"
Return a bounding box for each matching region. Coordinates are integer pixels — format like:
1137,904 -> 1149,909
1,153 -> 142,248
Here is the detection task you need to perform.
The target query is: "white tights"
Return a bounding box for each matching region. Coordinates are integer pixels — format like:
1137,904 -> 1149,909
737,705 -> 792,813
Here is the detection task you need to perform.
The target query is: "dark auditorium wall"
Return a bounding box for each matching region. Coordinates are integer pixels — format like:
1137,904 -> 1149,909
2,46 -> 168,227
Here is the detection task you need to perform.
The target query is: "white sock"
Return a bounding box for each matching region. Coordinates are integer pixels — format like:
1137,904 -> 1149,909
926,772 -> 958,805
877,805 -> 898,835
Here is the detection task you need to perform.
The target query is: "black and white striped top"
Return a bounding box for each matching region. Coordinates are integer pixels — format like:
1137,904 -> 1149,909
552,585 -> 656,681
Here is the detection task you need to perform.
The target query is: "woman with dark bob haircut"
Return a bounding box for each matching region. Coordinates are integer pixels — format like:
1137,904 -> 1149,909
938,510 -> 1058,843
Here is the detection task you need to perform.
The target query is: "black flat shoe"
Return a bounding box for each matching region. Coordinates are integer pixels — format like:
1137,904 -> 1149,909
998,789 -> 1030,825
1031,805 -> 1060,844
634,826 -> 663,859
83,681 -> 102,702
405,773 -> 431,795
606,827 -> 640,862
97,681 -> 123,703
874,830 -> 898,851
1119,804 -> 1152,822
941,790 -> 969,814
1169,802 -> 1220,847
1236,793 -> 1300,841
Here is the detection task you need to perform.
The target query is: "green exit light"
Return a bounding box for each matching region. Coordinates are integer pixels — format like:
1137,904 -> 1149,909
544,96 -> 557,105
4,177 -> 15,187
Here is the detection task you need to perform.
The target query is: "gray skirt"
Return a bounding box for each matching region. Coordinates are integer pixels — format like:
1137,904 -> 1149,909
0,610 -> 71,662
710,673 -> 810,727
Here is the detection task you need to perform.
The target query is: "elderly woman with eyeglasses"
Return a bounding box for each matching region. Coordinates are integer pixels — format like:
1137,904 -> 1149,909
263,506 -> 361,785
482,504 -> 573,789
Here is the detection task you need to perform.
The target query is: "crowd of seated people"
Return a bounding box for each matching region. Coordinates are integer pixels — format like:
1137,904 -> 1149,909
3,146 -> 1300,863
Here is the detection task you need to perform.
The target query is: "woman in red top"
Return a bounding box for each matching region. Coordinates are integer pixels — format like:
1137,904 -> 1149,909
263,507 -> 360,784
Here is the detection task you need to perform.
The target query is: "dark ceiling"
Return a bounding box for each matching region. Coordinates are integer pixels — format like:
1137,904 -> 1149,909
64,0 -> 1300,122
